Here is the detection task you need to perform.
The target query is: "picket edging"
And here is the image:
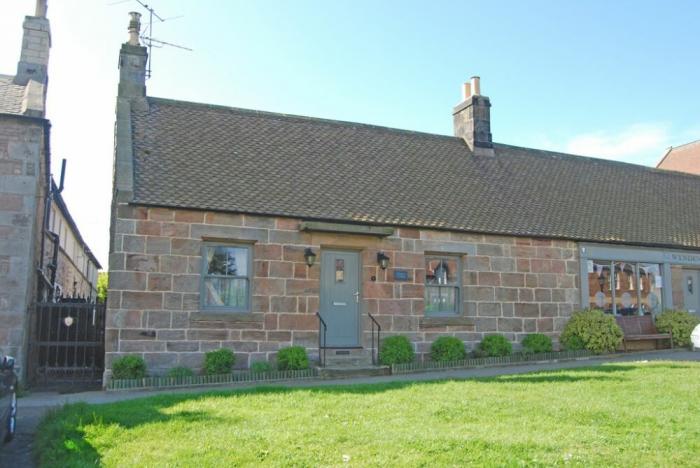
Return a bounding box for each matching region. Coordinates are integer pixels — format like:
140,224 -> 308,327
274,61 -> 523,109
107,368 -> 318,391
391,350 -> 594,374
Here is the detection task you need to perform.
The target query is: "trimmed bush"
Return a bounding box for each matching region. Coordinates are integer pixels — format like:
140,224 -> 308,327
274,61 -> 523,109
655,310 -> 700,348
379,335 -> 414,365
112,355 -> 146,380
277,346 -> 309,371
250,361 -> 273,373
478,335 -> 513,357
203,348 -> 236,375
560,309 -> 623,354
166,366 -> 194,378
430,336 -> 466,362
521,333 -> 553,354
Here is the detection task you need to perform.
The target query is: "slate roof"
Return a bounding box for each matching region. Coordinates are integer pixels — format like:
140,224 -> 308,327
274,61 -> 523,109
0,74 -> 26,115
129,97 -> 700,249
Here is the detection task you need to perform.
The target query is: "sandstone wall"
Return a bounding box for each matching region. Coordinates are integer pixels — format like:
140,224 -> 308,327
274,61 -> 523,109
0,116 -> 46,378
106,205 -> 580,376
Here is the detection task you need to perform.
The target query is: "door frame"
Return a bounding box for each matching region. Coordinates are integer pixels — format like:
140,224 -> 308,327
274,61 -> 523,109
319,248 -> 362,348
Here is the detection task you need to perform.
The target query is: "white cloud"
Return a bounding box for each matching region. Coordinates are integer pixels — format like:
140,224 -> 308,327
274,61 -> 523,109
531,123 -> 683,167
564,124 -> 670,160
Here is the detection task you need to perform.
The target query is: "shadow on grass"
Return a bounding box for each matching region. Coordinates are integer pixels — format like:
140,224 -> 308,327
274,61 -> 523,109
34,403 -> 229,466
34,361 -> 692,466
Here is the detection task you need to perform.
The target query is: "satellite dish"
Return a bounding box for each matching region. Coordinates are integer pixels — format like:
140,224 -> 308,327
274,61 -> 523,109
691,323 -> 700,351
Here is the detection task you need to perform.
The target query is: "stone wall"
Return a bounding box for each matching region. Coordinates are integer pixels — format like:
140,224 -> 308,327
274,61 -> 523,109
107,204 -> 580,377
0,116 -> 46,378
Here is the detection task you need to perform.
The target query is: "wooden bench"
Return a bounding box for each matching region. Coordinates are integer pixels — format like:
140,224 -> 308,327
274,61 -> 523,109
616,315 -> 673,351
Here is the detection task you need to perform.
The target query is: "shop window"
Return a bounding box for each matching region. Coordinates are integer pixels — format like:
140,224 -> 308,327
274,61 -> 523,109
588,260 -> 662,315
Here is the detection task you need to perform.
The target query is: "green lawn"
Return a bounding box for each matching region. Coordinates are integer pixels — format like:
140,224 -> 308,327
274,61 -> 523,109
36,361 -> 700,467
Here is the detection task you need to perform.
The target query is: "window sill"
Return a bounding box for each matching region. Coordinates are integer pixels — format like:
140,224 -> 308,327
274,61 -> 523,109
190,312 -> 264,324
420,316 -> 474,328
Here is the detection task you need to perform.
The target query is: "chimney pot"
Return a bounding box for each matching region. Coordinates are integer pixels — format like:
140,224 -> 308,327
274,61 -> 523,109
462,82 -> 472,101
128,11 -> 141,46
35,0 -> 48,17
470,76 -> 481,96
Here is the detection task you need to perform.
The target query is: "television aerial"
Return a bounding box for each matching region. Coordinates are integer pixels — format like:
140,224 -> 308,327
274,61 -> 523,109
109,0 -> 192,78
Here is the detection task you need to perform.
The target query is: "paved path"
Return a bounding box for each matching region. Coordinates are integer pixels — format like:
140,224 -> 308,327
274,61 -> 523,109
2,349 -> 698,467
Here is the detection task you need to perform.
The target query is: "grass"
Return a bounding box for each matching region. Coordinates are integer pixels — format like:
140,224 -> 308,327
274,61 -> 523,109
36,361 -> 700,467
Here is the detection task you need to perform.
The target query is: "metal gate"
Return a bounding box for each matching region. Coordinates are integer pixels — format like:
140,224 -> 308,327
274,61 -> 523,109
30,302 -> 106,389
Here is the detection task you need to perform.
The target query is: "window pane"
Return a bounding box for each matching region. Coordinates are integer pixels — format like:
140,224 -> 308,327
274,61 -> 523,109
639,263 -> 663,316
203,277 -> 248,308
425,286 -> 458,314
614,262 -> 639,316
588,261 -> 614,313
206,246 -> 248,276
426,258 -> 459,285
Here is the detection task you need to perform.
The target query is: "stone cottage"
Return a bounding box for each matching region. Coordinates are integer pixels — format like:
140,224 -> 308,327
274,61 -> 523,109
106,13 -> 700,379
0,1 -> 102,381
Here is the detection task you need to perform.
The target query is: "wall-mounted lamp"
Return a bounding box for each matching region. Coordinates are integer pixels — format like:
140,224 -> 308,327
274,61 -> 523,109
377,251 -> 390,270
304,248 -> 317,267
688,276 -> 694,294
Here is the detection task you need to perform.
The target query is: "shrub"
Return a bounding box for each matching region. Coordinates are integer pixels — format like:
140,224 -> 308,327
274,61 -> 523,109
521,333 -> 553,354
203,348 -> 236,375
655,310 -> 700,348
560,309 -> 623,354
250,361 -> 273,373
166,366 -> 194,378
430,336 -> 466,362
478,335 -> 513,357
277,346 -> 309,371
379,335 -> 414,365
112,355 -> 146,380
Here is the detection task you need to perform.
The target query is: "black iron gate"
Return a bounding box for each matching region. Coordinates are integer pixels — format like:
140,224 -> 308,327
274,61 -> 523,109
30,302 -> 106,389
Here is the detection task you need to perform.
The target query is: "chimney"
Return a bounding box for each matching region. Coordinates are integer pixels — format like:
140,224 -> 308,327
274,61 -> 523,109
453,76 -> 494,157
118,12 -> 148,99
14,0 -> 51,86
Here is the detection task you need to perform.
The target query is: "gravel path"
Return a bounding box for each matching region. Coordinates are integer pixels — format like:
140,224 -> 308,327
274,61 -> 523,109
1,349 -> 697,467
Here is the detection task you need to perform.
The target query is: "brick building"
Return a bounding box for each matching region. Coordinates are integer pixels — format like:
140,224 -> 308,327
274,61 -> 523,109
657,139 -> 700,176
0,1 -> 101,381
107,13 -> 700,380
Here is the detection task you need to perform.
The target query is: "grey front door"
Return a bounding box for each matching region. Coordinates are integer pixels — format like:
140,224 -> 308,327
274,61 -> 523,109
320,250 -> 360,347
683,270 -> 700,314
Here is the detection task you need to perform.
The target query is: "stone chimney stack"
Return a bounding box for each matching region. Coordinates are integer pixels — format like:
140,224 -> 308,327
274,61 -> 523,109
14,0 -> 51,86
118,12 -> 148,99
453,76 -> 494,157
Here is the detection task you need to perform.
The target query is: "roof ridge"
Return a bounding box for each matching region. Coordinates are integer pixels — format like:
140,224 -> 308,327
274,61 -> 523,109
146,96 -> 461,141
669,138 -> 700,150
493,142 -> 700,181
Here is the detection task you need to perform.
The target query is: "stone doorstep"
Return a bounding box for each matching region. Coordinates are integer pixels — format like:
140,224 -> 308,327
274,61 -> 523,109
317,365 -> 391,379
322,348 -> 375,367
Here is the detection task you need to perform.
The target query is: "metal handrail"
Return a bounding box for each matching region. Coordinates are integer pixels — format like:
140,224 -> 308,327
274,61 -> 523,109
368,312 -> 381,365
315,312 -> 327,367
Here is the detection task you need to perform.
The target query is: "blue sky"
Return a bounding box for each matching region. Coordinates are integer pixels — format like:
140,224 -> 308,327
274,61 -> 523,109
1,0 -> 699,266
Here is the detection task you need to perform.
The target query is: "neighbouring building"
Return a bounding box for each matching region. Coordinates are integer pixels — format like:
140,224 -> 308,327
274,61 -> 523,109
657,139 -> 700,176
106,13 -> 700,380
0,1 -> 101,381
44,183 -> 101,301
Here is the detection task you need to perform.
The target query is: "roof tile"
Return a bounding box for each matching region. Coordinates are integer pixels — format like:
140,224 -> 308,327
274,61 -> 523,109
130,97 -> 700,249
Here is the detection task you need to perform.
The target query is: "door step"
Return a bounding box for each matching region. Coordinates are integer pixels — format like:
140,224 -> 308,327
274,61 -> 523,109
317,365 -> 391,379
322,348 -> 374,367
